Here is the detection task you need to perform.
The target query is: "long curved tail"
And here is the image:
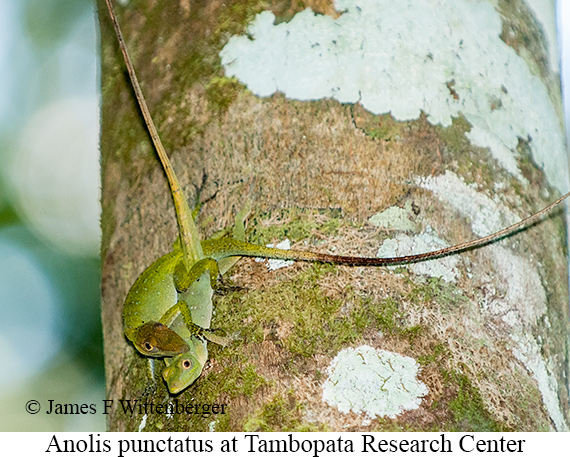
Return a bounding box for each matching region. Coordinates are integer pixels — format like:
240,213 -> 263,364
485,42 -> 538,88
105,0 -> 202,269
208,191 -> 569,266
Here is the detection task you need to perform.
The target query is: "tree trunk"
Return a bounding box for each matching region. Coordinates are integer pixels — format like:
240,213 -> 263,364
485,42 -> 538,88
99,0 -> 569,431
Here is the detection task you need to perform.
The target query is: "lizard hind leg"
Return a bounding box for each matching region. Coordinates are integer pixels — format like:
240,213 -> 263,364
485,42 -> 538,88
216,200 -> 254,275
160,299 -> 206,338
232,199 -> 253,241
161,299 -> 230,347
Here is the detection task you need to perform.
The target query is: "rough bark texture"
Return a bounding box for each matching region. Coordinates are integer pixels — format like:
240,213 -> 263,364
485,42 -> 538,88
99,0 -> 569,431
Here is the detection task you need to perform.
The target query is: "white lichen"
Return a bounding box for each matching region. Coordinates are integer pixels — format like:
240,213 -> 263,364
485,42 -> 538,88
137,413 -> 147,432
417,171 -> 521,237
219,0 -> 568,430
511,333 -> 568,431
255,239 -> 294,271
220,0 -> 568,192
322,346 -> 428,418
369,203 -> 419,232
486,245 -> 547,328
416,170 -> 567,430
376,226 -> 459,282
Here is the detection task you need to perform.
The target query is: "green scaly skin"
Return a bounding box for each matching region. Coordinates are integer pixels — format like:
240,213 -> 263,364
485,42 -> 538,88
122,207 -> 249,359
162,310 -> 210,394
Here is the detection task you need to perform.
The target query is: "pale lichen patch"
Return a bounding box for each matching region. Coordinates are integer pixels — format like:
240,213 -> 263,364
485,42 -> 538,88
484,245 -> 547,329
511,333 -> 568,431
255,239 -> 295,271
417,171 -> 520,237
414,169 -> 568,430
137,413 -> 147,432
376,226 -> 459,283
220,0 -> 568,191
322,346 -> 428,418
369,202 -> 419,233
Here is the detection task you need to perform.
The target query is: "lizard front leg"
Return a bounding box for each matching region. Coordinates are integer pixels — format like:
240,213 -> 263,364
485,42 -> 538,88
159,298 -> 229,347
173,257 -> 220,292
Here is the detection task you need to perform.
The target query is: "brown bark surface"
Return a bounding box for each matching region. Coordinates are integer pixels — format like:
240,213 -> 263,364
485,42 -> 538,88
99,0 -> 569,431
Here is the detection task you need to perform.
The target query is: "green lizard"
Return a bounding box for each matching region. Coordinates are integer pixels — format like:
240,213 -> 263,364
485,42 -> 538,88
161,307 -> 210,394
105,0 -> 570,394
122,205 -> 248,357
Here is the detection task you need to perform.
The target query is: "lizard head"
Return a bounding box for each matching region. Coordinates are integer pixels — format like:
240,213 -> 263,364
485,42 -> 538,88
131,321 -> 189,357
162,336 -> 208,394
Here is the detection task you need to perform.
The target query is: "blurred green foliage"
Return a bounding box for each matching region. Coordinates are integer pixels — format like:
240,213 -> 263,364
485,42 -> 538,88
0,0 -> 104,431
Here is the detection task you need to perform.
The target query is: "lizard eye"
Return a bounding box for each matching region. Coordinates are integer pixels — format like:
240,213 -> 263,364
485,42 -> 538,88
144,342 -> 153,351
182,359 -> 192,369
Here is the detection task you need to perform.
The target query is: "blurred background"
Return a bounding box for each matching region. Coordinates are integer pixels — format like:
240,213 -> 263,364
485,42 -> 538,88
0,0 -> 103,431
0,0 -> 568,431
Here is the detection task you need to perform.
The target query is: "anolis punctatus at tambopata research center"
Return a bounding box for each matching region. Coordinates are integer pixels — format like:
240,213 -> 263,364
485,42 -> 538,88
104,0 -> 570,393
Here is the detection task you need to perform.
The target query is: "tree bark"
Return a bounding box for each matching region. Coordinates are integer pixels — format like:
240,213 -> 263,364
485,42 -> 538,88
99,0 -> 569,431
